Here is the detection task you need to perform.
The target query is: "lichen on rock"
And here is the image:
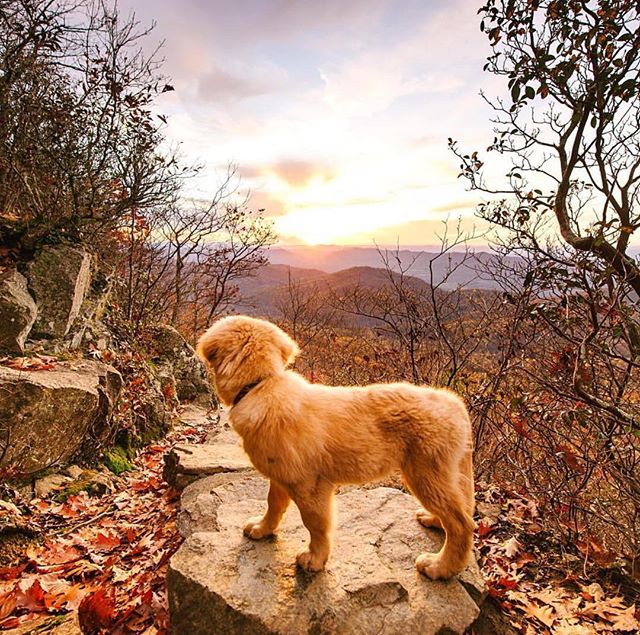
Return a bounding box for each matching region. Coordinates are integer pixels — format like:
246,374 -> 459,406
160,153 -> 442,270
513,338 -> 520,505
0,269 -> 37,353
27,245 -> 92,339
0,360 -> 122,474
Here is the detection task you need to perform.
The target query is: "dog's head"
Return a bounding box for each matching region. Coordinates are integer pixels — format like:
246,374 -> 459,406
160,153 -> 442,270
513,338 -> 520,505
196,315 -> 299,406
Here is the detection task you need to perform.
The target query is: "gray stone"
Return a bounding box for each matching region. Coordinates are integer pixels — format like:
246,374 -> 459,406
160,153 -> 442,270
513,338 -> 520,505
168,474 -> 486,635
180,403 -> 216,426
34,474 -> 71,498
27,245 -> 92,338
0,360 -> 122,472
64,465 -> 84,479
176,472 -> 265,538
163,443 -> 252,489
205,408 -> 239,445
0,269 -> 37,353
148,324 -> 213,405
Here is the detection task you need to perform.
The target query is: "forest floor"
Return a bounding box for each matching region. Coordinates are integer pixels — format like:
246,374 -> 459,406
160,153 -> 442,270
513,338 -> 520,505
0,407 -> 213,635
471,482 -> 639,634
0,406 -> 638,635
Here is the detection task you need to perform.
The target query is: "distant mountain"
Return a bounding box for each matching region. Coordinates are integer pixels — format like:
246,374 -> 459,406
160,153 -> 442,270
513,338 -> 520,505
237,264 -> 451,318
266,245 -> 507,290
235,263 -> 327,297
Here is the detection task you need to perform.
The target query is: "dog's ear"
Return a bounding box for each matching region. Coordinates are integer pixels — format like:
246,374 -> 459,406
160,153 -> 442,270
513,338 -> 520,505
276,329 -> 300,366
196,329 -> 217,366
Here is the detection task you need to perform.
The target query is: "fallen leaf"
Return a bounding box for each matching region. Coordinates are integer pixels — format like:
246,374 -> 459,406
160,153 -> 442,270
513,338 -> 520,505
522,601 -> 556,627
610,605 -> 640,632
504,536 -> 520,558
78,587 -> 116,633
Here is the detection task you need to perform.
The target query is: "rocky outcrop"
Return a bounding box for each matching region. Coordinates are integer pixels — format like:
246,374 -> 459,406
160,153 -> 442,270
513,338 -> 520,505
168,473 -> 487,635
148,325 -> 213,405
0,360 -> 122,472
0,269 -> 37,353
163,443 -> 252,489
27,245 -> 92,338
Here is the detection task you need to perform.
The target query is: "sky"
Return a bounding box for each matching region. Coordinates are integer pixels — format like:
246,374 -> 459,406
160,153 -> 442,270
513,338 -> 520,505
119,0 -> 504,246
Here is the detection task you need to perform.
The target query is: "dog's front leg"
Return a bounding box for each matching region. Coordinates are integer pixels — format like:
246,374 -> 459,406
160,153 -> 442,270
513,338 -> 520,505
290,478 -> 335,572
244,480 -> 291,539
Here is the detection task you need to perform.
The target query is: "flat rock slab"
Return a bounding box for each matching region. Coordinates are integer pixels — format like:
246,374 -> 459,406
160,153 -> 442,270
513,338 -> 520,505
168,474 -> 486,635
163,443 -> 253,489
206,408 -> 240,445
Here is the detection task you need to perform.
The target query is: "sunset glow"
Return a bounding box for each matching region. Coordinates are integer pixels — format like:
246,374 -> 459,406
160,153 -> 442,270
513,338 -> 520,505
120,0 -> 498,246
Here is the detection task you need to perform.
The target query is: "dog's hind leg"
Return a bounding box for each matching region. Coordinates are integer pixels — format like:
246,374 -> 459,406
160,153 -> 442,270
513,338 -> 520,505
403,461 -> 474,580
244,480 -> 291,539
289,478 -> 335,572
415,448 -> 475,531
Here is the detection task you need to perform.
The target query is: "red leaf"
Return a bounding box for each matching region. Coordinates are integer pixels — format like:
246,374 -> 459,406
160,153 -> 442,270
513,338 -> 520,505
0,564 -> 26,580
477,520 -> 496,537
496,576 -> 518,590
15,578 -> 46,612
95,531 -> 122,552
78,588 -> 116,634
0,591 -> 17,621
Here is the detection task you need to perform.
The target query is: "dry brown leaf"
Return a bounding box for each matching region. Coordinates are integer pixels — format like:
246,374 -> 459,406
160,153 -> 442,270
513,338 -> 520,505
610,605 -> 640,632
504,536 -> 521,558
522,601 -> 556,627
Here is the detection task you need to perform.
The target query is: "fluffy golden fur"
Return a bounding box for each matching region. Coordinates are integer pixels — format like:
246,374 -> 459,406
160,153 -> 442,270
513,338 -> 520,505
197,315 -> 475,580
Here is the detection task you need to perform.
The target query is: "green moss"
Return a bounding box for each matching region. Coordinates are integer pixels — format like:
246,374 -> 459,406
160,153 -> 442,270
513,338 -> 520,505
53,470 -> 102,502
140,420 -> 170,446
31,615 -> 69,633
103,446 -> 133,475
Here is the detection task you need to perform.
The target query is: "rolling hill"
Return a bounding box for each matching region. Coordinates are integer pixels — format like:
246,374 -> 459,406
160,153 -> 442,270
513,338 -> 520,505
266,245 -> 507,290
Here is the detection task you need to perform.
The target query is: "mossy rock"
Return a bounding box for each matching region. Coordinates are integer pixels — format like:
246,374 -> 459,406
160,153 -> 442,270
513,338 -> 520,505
54,470 -> 114,502
103,446 -> 133,475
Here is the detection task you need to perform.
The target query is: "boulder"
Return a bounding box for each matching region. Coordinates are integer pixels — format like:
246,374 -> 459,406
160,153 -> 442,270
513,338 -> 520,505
27,245 -> 92,338
163,442 -> 252,489
0,360 -> 122,473
0,269 -> 37,353
147,325 -> 212,405
168,474 -> 487,635
34,474 -> 71,498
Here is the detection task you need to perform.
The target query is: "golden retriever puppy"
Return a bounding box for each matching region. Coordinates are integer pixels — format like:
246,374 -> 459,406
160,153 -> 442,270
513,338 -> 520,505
197,315 -> 475,580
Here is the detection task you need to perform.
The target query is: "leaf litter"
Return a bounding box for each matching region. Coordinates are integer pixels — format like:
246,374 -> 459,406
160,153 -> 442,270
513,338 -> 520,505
475,482 -> 640,634
0,408 -> 213,634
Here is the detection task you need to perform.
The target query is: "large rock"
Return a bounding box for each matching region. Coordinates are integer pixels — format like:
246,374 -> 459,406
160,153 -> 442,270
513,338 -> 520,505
163,443 -> 252,489
0,360 -> 122,472
27,245 -> 92,338
0,269 -> 37,353
148,325 -> 213,406
168,474 -> 486,635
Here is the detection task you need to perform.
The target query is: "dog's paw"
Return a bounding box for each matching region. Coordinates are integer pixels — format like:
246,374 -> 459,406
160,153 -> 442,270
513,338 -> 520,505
416,509 -> 443,530
415,553 -> 458,580
243,517 -> 273,540
296,550 -> 326,572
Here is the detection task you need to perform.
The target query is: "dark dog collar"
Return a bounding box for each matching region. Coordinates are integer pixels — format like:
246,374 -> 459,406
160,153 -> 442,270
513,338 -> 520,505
232,380 -> 263,407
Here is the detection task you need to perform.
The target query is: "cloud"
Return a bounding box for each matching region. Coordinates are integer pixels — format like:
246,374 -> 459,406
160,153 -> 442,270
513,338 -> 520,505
268,160 -> 336,187
431,200 -> 476,214
319,0 -> 480,117
246,190 -> 287,217
346,217 -> 488,246
322,64 -> 463,117
185,0 -> 391,49
238,159 -> 337,188
197,61 -> 289,103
